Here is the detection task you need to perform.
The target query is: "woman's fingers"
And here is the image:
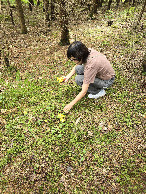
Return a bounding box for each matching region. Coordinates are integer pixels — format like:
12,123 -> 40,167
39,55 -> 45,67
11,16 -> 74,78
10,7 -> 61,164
64,77 -> 69,82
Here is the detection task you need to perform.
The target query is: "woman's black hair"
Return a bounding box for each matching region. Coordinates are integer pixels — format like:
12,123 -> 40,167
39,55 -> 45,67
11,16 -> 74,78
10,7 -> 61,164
67,41 -> 90,63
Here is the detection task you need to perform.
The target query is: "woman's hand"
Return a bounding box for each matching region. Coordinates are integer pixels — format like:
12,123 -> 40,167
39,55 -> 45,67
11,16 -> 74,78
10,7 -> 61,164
63,102 -> 74,113
64,77 -> 69,83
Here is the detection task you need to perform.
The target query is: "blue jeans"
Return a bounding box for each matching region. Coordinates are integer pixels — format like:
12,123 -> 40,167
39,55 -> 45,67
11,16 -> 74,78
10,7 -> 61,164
75,65 -> 115,94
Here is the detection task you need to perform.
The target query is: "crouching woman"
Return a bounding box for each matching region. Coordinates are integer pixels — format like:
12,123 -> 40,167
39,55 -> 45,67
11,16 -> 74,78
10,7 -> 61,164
63,41 -> 115,113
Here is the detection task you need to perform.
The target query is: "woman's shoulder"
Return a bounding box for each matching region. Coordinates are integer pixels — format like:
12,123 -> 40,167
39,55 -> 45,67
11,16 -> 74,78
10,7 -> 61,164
88,48 -> 102,56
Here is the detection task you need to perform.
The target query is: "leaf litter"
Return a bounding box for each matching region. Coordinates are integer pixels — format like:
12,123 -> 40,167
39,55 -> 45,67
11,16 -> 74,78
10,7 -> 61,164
0,3 -> 145,193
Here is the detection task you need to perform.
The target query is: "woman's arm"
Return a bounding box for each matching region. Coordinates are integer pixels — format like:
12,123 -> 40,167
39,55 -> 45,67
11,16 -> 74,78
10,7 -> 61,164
63,83 -> 89,112
65,64 -> 78,82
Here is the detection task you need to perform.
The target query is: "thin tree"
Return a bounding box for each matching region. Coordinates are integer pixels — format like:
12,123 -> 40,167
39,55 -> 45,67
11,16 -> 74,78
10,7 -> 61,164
51,0 -> 55,20
89,0 -> 100,19
108,0 -> 112,10
93,0 -> 99,14
43,0 -> 50,27
124,0 -> 131,4
59,0 -> 70,45
132,0 -> 135,5
80,0 -> 86,6
133,0 -> 146,29
15,0 -> 27,34
28,0 -> 34,11
142,54 -> 146,72
1,38 -> 10,68
37,0 -> 40,6
116,0 -> 120,7
7,0 -> 15,25
99,0 -> 103,7
0,1 -> 1,12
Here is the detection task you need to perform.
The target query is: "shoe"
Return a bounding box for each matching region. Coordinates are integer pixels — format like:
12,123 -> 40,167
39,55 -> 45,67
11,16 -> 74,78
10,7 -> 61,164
88,89 -> 106,99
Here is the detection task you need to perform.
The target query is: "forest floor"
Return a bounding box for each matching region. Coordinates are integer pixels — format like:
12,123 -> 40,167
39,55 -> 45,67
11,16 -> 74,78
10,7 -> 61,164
0,3 -> 146,193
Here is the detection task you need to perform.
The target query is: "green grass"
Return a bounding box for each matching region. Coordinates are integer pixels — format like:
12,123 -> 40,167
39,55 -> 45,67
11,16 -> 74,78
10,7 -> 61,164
0,67 -> 145,192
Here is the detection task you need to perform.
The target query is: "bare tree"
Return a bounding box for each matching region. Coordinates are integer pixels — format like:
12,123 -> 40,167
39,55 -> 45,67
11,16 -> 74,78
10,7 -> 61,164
133,0 -> 146,29
116,0 -> 120,7
124,0 -> 132,4
108,0 -> 112,10
37,0 -> 40,6
89,0 -> 97,19
89,0 -> 101,17
80,0 -> 86,6
7,0 -> 15,25
0,0 -> 2,14
59,0 -> 70,45
43,0 -> 50,27
28,0 -> 34,11
142,54 -> 146,72
15,0 -> 27,34
93,0 -> 99,14
51,0 -> 55,20
100,0 -> 104,7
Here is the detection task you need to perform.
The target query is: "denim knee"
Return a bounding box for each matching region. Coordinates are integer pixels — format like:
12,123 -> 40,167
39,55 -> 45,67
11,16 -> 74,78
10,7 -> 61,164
75,75 -> 84,86
75,65 -> 84,75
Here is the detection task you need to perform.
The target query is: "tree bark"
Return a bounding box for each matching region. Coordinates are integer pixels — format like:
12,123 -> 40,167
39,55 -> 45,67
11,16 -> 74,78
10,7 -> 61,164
142,54 -> 146,72
51,0 -> 55,20
81,0 -> 86,6
132,0 -> 135,5
89,0 -> 99,19
116,0 -> 120,7
124,0 -> 132,4
133,0 -> 146,29
37,0 -> 40,6
93,0 -> 99,14
99,0 -> 103,7
0,0 -> 2,14
108,0 -> 112,10
7,0 -> 15,25
43,0 -> 50,23
15,0 -> 27,34
59,0 -> 70,45
28,0 -> 34,11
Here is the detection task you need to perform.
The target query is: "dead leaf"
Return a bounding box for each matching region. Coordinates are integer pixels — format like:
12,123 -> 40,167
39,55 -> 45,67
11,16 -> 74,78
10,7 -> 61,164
75,116 -> 81,125
0,117 -> 6,125
88,131 -> 93,136
1,109 -> 7,114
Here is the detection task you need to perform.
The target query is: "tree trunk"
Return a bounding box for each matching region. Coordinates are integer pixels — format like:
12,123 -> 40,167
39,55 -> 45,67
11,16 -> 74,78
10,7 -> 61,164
4,53 -> 10,68
7,0 -> 15,25
132,0 -> 135,5
116,0 -> 120,7
15,0 -> 27,34
124,0 -> 132,4
100,0 -> 103,7
28,0 -> 34,11
37,0 -> 40,6
133,0 -> 146,29
51,0 -> 55,20
142,54 -> 146,72
108,0 -> 112,10
89,5 -> 94,19
0,0 -> 2,14
43,0 -> 50,23
93,0 -> 99,14
59,0 -> 70,46
1,39 -> 10,68
89,0 -> 99,19
81,0 -> 86,6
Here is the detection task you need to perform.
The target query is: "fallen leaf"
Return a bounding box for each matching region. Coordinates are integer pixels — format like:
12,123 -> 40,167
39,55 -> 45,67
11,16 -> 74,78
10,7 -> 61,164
75,116 -> 81,125
88,131 -> 93,136
1,109 -> 7,114
0,117 -> 7,125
